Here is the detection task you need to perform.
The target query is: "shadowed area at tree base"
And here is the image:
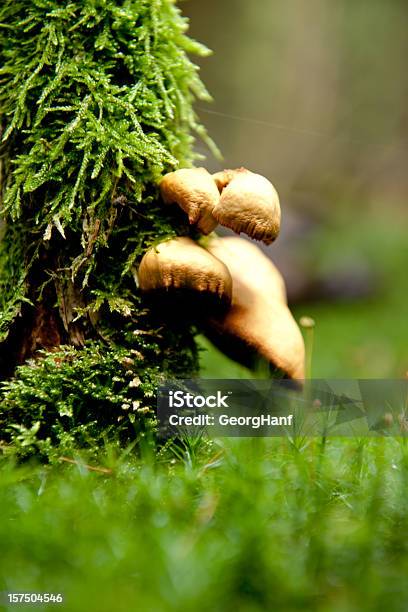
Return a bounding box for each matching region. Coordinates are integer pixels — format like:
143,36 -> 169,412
142,287 -> 232,320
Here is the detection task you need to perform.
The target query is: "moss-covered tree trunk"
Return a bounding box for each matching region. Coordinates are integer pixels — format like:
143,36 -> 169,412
0,1 -> 212,456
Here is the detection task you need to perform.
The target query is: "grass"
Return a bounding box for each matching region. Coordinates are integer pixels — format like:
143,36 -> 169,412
1,437 -> 408,612
1,210 -> 407,611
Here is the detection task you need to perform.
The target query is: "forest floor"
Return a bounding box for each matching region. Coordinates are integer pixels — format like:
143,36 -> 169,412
1,436 -> 408,612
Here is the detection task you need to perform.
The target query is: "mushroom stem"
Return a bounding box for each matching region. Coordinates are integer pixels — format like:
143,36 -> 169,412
205,236 -> 305,379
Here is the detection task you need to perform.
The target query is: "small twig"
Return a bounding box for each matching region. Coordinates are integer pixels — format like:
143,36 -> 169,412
58,456 -> 113,474
198,450 -> 225,477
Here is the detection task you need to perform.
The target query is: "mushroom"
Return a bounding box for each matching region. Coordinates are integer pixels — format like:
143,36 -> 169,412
205,236 -> 305,379
211,168 -> 281,245
138,237 -> 232,312
159,168 -> 219,235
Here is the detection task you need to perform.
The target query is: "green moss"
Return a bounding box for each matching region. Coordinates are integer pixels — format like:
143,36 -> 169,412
0,0 -> 213,456
0,340 -> 198,460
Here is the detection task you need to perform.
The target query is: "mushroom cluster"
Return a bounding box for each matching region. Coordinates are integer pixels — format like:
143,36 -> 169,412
138,167 -> 305,379
160,167 -> 281,244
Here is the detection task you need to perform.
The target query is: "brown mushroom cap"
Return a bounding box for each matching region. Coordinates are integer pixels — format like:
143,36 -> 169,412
211,168 -> 281,245
138,237 -> 232,308
159,168 -> 219,235
205,236 -> 305,379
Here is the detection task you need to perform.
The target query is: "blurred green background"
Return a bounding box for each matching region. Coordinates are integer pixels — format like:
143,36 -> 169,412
183,0 -> 408,379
